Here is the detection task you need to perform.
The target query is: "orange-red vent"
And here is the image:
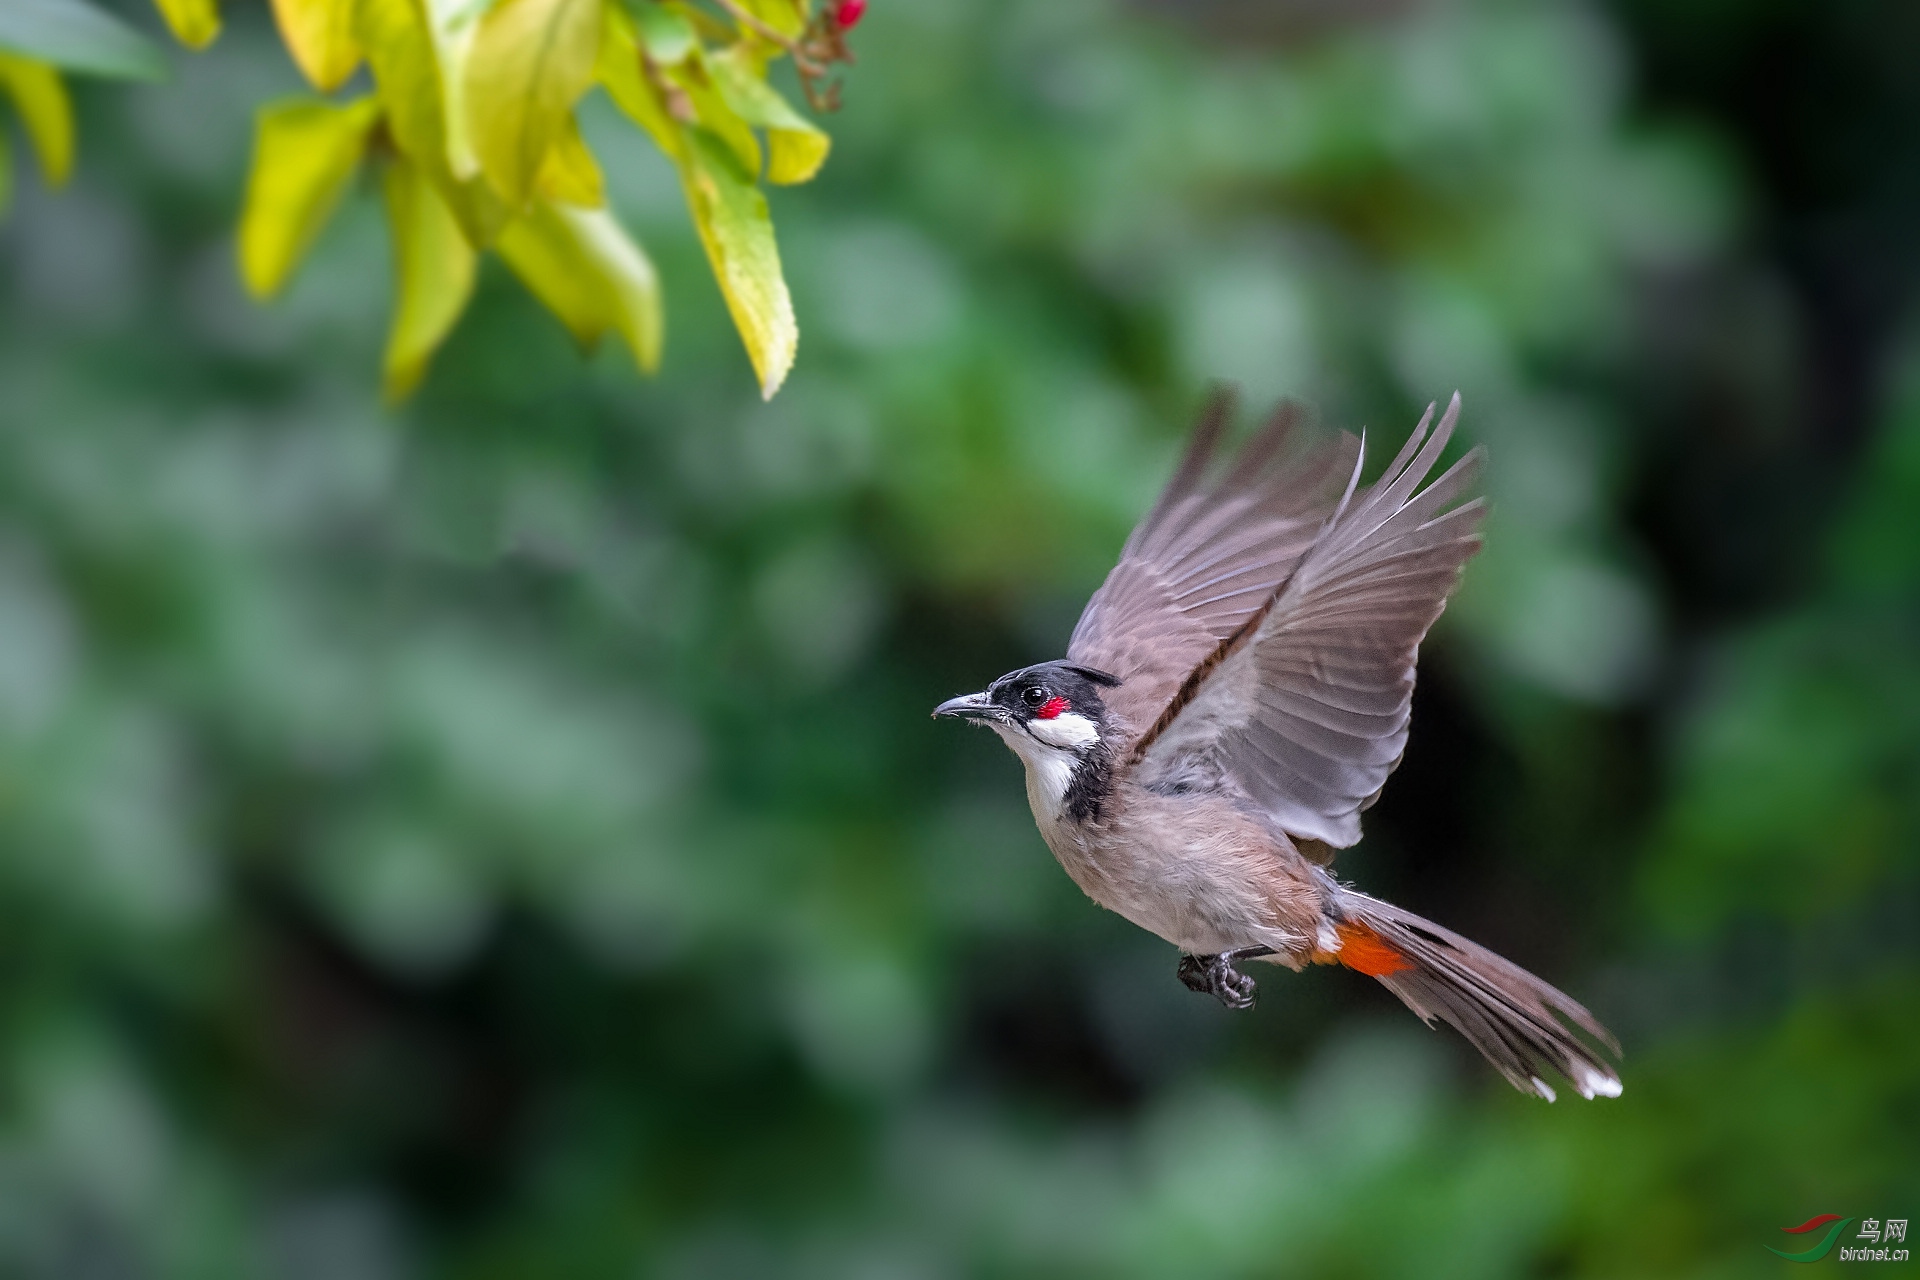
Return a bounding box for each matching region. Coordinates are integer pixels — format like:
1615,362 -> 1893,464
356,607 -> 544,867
1329,921 -> 1413,977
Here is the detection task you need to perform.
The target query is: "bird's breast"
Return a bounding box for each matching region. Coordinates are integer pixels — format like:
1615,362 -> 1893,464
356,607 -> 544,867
1026,779 -> 1313,955
1021,748 -> 1082,823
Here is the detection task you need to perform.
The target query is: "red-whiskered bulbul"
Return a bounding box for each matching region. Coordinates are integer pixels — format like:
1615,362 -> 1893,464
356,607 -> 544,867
935,393 -> 1622,1101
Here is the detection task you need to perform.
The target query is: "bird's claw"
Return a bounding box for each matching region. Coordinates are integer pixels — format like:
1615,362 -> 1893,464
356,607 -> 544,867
1177,951 -> 1260,1010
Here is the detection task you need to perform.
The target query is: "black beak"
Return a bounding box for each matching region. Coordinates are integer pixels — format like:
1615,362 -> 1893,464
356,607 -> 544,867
932,690 -> 998,722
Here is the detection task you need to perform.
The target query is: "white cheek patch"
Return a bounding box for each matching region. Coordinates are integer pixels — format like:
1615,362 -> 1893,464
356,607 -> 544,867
1027,711 -> 1098,750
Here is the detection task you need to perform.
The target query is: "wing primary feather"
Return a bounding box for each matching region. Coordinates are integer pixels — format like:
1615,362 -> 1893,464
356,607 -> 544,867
1326,429 -> 1368,531
1378,399 -> 1439,494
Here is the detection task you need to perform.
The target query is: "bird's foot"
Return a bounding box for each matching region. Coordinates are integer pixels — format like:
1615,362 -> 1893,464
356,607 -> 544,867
1177,946 -> 1273,1011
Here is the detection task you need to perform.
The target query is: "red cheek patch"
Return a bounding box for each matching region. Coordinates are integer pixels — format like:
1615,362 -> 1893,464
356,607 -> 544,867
1035,696 -> 1068,720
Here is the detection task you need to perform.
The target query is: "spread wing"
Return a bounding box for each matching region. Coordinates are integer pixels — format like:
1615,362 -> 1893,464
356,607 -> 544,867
1066,392 -> 1362,746
1135,394 -> 1484,848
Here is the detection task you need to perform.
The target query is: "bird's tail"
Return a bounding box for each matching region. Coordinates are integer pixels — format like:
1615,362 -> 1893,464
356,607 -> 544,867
1315,889 -> 1622,1101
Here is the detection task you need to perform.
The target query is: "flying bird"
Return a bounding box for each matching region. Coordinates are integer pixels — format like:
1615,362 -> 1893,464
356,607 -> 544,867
934,393 -> 1622,1101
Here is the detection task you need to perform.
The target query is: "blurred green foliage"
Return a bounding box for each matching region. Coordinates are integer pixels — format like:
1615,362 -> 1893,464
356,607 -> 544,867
2,0 -> 853,401
0,0 -> 1915,1276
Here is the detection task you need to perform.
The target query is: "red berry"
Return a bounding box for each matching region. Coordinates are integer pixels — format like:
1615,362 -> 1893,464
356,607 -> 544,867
834,0 -> 865,29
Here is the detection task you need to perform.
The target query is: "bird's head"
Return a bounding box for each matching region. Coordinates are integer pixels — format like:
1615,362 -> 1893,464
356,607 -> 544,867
933,661 -> 1121,784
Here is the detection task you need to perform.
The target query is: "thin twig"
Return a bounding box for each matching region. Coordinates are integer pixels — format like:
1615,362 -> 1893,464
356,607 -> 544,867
699,0 -> 850,113
706,0 -> 805,56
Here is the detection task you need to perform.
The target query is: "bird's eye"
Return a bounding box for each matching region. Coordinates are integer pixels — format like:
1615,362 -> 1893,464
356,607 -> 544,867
1021,686 -> 1047,707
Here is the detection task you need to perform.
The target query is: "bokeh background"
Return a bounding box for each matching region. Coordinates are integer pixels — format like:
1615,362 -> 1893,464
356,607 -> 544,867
2,0 -> 1918,1274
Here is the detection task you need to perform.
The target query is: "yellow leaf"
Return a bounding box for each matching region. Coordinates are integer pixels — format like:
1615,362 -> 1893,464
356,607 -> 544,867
436,167 -> 512,244
152,0 -> 220,49
678,129 -> 793,398
270,0 -> 361,91
710,46 -> 827,185
596,5 -> 679,159
237,96 -> 380,297
495,199 -> 604,343
356,0 -> 442,162
536,111 -> 603,207
464,0 -> 602,205
765,119 -> 827,185
561,202 -> 660,370
423,0 -> 483,178
495,196 -> 661,372
356,0 -> 509,245
0,54 -> 74,187
380,155 -> 476,400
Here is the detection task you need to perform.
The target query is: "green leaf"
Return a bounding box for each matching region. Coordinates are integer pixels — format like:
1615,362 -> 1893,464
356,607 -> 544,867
0,0 -> 167,81
0,53 -> 75,186
269,0 -> 361,91
464,0 -> 603,205
357,0 -> 508,245
596,4 -> 679,159
495,196 -> 661,372
623,0 -> 694,65
0,129 -> 13,217
237,96 -> 381,298
710,46 -> 827,185
677,128 -> 793,397
667,53 -> 758,176
380,155 -> 477,400
151,0 -> 219,49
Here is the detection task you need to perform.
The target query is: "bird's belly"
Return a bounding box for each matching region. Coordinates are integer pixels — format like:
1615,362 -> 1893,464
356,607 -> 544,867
1033,789 -> 1307,956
